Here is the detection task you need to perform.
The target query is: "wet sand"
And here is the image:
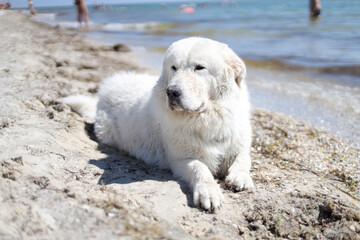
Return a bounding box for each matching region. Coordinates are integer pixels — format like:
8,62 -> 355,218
1,11 -> 359,239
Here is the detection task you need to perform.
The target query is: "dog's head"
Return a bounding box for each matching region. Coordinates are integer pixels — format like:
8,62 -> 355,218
159,37 -> 246,113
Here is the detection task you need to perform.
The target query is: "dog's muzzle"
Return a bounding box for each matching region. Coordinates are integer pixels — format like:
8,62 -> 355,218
166,85 -> 182,109
166,85 -> 205,113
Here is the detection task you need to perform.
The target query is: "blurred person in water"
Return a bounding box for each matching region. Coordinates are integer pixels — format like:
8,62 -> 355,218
28,0 -> 36,15
309,0 -> 321,19
75,0 -> 89,30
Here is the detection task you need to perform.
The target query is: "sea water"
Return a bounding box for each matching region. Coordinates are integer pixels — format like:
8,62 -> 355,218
33,0 -> 360,145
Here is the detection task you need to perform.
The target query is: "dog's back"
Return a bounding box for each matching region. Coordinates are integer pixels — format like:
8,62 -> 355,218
95,72 -> 166,166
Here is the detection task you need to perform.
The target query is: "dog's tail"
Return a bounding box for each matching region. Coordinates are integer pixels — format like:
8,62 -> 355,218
58,95 -> 98,122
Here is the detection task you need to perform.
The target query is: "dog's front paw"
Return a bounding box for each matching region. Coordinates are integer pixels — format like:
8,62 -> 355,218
193,181 -> 223,212
225,171 -> 254,192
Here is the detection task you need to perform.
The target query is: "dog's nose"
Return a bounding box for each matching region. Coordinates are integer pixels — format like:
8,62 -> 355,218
166,86 -> 182,100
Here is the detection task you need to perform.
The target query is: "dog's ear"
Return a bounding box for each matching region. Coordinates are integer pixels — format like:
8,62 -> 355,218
223,47 -> 246,88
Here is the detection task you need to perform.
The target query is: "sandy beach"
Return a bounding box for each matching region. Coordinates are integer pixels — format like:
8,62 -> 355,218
0,11 -> 359,240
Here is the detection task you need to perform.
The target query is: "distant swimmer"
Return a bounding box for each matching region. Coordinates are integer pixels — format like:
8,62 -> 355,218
182,7 -> 195,13
309,0 -> 321,19
179,5 -> 195,14
28,0 -> 36,15
75,0 -> 89,30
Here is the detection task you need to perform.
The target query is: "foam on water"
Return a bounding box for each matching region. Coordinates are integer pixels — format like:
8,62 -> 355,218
102,22 -> 160,32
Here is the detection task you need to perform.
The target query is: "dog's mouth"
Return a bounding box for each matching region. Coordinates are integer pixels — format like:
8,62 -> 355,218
169,101 -> 205,113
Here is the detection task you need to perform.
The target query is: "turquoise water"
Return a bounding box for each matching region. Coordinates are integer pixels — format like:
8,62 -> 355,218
34,0 -> 360,144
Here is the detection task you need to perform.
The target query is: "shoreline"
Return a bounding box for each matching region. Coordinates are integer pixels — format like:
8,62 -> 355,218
1,11 -> 359,239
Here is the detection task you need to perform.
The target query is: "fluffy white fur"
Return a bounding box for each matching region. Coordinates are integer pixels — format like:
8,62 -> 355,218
59,95 -> 98,122
61,37 -> 254,212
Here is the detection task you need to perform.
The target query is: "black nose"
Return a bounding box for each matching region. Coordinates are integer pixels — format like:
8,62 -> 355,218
166,86 -> 182,100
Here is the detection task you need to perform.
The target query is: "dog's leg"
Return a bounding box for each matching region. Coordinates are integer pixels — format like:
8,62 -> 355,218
170,159 -> 223,212
225,152 -> 254,191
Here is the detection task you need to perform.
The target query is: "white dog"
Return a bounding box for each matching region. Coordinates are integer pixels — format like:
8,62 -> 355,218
61,37 -> 254,211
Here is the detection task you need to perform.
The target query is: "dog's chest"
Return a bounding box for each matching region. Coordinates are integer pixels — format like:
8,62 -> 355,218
163,107 -> 245,172
192,127 -> 239,172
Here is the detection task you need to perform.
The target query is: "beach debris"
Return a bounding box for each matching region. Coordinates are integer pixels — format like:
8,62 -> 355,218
11,156 -> 23,165
113,43 -> 131,52
33,176 -> 50,189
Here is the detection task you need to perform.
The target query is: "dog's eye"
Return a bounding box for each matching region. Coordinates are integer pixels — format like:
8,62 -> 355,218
171,66 -> 177,71
195,65 -> 205,71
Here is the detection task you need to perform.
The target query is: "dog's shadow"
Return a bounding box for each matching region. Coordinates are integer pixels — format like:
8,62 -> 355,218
86,123 -> 193,206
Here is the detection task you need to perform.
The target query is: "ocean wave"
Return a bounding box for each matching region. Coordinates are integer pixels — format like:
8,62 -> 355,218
36,13 -> 57,19
102,22 -> 161,32
35,16 -> 102,30
33,12 -> 76,28
244,58 -> 360,79
56,21 -> 82,29
318,65 -> 360,77
33,12 -> 58,25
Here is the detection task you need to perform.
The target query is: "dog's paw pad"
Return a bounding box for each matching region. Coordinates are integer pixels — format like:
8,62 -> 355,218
193,181 -> 223,212
225,172 -> 254,192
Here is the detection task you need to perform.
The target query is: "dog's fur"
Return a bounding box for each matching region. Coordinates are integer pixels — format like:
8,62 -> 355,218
61,37 -> 254,211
